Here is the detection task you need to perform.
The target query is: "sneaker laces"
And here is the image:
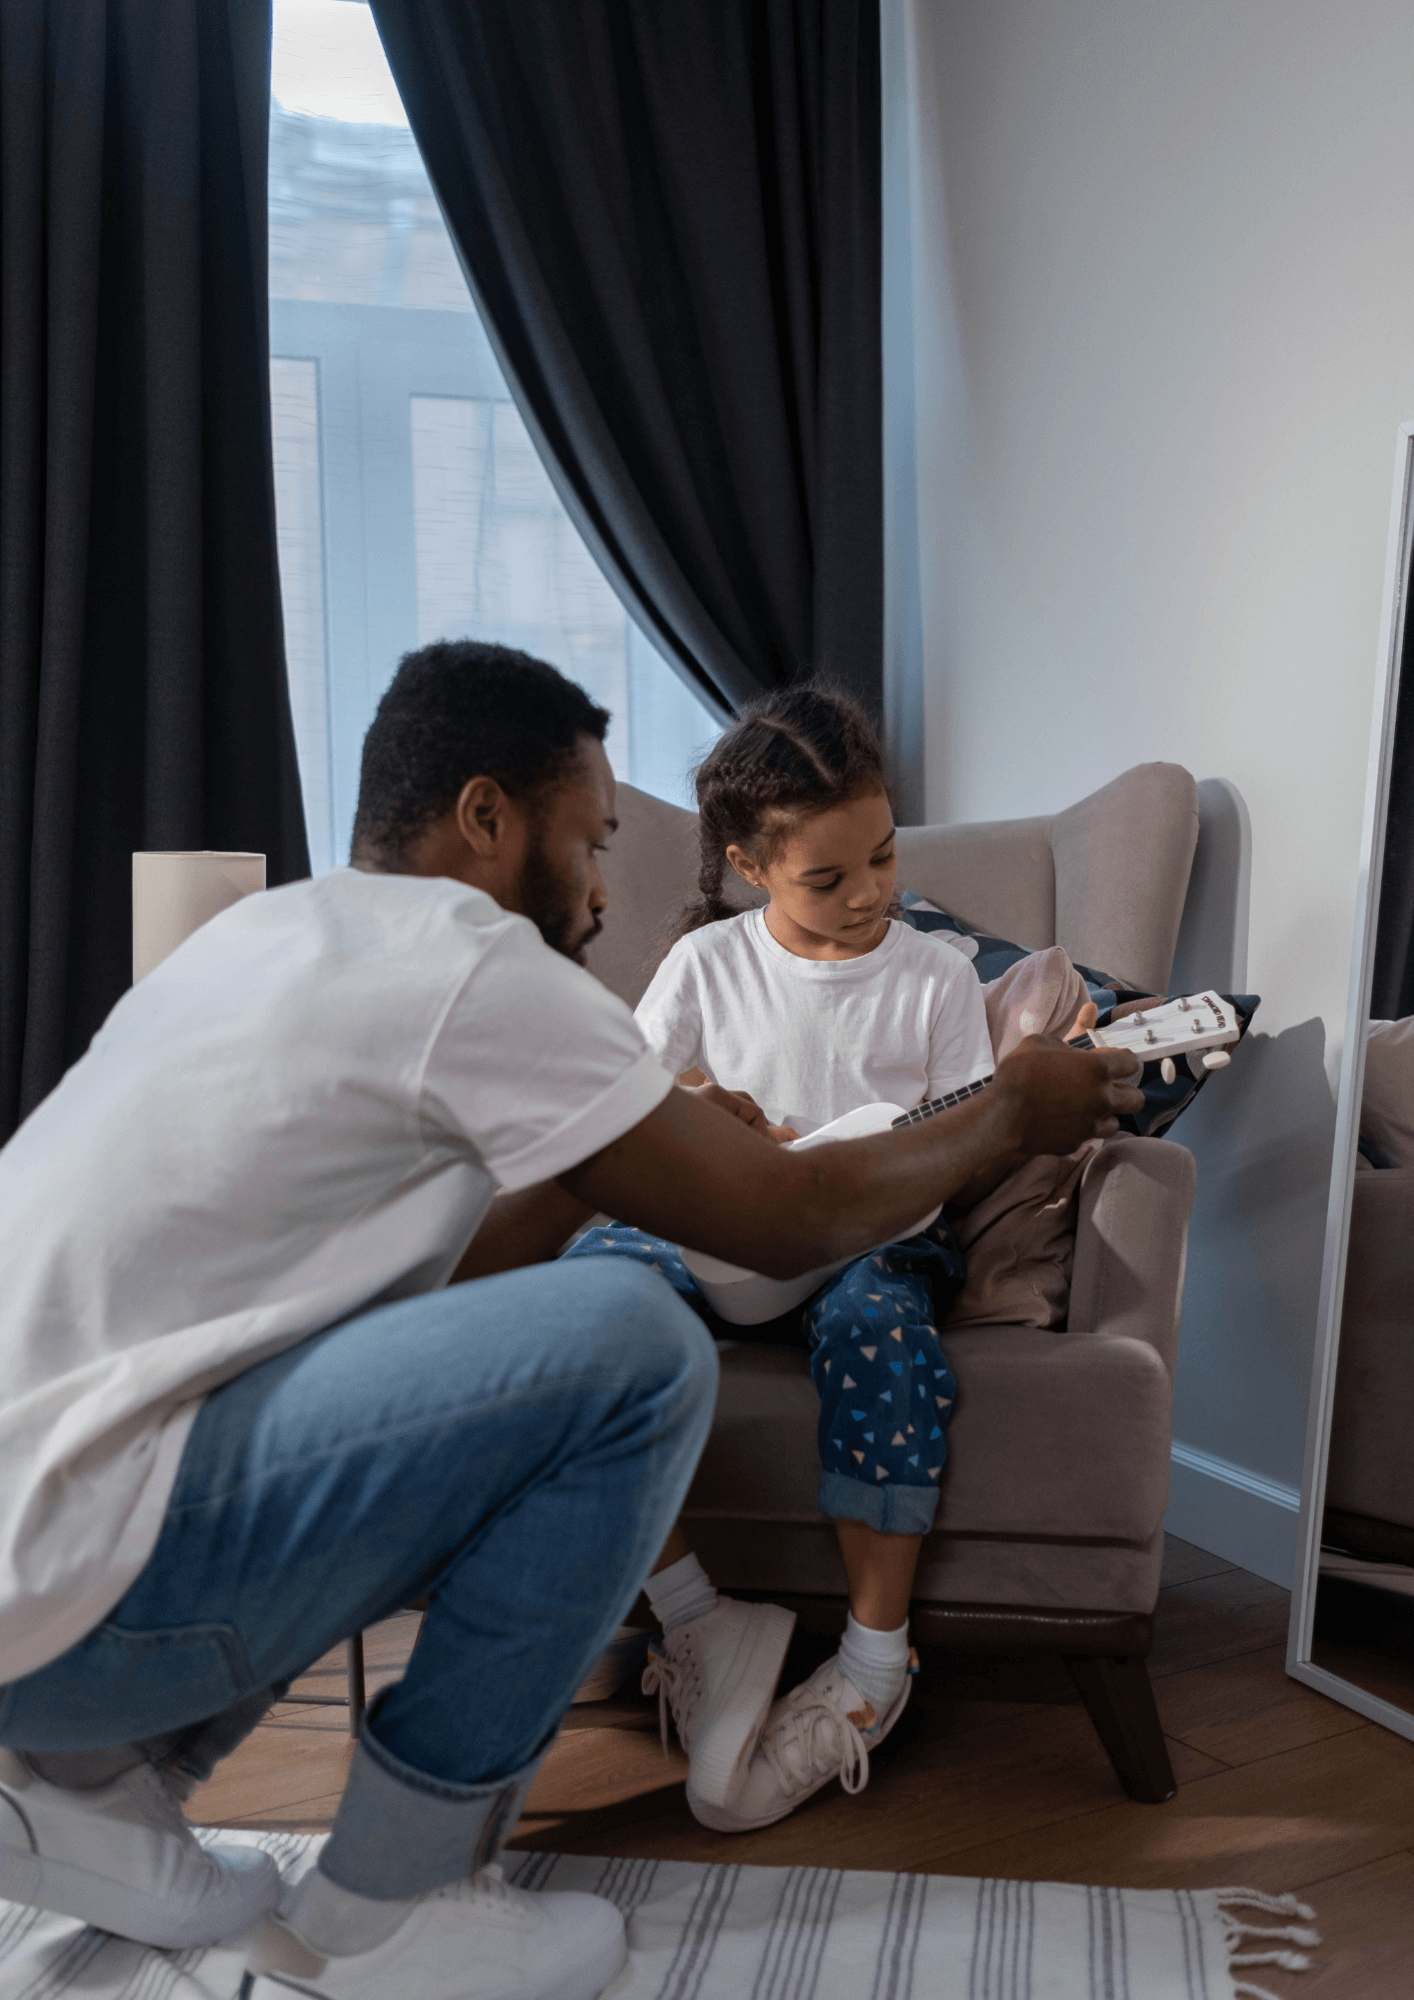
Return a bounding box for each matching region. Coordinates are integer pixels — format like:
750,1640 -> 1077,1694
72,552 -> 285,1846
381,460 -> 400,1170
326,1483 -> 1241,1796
641,1630 -> 703,1756
433,1864 -> 535,1918
759,1683 -> 873,1799
129,1762 -> 202,1839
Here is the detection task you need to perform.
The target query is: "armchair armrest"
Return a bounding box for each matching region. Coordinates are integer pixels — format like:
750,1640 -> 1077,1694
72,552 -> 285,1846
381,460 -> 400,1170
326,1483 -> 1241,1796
1068,1135 -> 1196,1373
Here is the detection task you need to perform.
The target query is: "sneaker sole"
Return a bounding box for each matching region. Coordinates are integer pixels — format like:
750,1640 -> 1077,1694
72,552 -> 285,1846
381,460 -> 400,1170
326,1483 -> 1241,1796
687,1674 -> 912,1833
687,1602 -> 796,1810
245,1924 -> 627,2000
0,1837 -> 280,1950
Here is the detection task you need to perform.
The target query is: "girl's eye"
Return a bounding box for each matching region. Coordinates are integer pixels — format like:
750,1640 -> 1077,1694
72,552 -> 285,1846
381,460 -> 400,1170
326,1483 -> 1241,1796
812,877 -> 843,894
872,848 -> 895,868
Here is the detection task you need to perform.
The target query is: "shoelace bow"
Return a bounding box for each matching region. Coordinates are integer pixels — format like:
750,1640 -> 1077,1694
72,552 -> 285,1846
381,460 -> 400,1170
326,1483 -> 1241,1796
760,1686 -> 872,1798
435,1864 -> 533,1915
641,1636 -> 702,1756
134,1763 -> 201,1837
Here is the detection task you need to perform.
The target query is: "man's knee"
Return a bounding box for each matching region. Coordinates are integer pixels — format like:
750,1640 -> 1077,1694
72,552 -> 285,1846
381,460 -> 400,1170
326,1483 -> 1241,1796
559,1256 -> 718,1415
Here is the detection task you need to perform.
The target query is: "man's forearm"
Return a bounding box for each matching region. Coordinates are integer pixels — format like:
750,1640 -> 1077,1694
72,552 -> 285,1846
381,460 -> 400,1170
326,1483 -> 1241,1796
557,1042 -> 1142,1280
451,1181 -> 594,1283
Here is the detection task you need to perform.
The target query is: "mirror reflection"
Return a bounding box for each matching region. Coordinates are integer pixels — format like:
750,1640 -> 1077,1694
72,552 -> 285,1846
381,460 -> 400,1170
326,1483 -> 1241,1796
1310,599 -> 1414,1713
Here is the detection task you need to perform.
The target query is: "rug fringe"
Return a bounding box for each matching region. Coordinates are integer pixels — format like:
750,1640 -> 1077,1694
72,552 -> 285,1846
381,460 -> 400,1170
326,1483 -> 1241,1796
1234,1984 -> 1287,2000
1215,1886 -> 1317,1921
1215,1887 -> 1320,1987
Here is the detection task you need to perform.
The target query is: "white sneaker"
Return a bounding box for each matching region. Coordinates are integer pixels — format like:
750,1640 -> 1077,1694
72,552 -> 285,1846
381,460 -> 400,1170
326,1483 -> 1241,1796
641,1597 -> 795,1810
0,1747 -> 280,1947
687,1651 -> 914,1833
244,1864 -> 625,2000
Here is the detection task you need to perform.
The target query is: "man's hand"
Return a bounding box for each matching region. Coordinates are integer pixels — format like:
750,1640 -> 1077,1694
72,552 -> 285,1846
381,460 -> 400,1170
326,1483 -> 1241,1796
990,1035 -> 1145,1158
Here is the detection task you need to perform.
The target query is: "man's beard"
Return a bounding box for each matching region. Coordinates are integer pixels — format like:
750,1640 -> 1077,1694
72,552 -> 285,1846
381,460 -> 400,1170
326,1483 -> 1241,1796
518,832 -> 602,964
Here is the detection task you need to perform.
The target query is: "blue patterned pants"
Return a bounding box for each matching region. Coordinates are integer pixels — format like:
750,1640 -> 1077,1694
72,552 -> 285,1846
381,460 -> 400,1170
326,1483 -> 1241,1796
561,1221 -> 965,1535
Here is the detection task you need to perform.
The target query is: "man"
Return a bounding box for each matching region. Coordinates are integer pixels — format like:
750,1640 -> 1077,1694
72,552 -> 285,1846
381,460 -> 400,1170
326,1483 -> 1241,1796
0,643 -> 1142,2000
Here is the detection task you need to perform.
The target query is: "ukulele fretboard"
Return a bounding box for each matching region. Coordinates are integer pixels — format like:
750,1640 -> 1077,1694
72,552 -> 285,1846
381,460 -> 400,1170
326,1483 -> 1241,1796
888,1033 -> 1098,1130
888,1078 -> 991,1128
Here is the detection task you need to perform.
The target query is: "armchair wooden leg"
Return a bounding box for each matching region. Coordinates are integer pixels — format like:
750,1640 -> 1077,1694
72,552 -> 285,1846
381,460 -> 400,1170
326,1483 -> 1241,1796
346,1632 -> 366,1738
1065,1653 -> 1175,1802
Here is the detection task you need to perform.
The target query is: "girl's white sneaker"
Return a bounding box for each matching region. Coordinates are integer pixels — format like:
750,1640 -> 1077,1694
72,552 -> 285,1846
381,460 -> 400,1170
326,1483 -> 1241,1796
687,1652 -> 914,1833
243,1865 -> 625,2000
641,1597 -> 796,1809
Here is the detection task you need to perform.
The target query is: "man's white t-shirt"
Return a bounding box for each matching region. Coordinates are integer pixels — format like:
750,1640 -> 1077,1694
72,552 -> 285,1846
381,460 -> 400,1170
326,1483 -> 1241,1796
634,910 -> 993,1135
0,869 -> 673,1684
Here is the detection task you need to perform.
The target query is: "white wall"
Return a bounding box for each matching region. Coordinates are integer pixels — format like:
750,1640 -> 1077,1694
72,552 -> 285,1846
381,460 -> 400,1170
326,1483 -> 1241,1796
886,0 -> 1414,1582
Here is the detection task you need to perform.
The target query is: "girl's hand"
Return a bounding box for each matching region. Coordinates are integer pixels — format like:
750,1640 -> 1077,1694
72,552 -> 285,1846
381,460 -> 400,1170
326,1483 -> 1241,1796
766,1122 -> 799,1145
681,1080 -> 781,1141
1065,999 -> 1099,1042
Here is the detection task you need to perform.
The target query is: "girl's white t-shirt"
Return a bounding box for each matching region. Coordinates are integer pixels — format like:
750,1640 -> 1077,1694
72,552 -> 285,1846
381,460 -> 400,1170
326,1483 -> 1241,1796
634,910 -> 993,1135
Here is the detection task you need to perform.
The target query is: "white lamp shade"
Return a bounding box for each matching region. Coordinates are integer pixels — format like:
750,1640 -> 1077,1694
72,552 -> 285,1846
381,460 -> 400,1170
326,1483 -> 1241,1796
132,851 -> 266,983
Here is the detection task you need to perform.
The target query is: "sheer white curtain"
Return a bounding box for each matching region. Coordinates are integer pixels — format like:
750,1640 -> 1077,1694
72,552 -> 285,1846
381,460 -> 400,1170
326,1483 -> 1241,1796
268,0 -> 717,872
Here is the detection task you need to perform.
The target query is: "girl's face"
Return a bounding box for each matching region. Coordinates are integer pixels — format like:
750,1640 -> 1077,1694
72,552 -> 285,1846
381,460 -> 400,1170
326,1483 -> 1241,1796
727,786 -> 896,960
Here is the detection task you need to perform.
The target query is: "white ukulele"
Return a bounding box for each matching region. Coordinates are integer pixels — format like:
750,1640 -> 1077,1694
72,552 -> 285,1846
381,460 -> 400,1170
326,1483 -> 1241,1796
678,992 -> 1241,1325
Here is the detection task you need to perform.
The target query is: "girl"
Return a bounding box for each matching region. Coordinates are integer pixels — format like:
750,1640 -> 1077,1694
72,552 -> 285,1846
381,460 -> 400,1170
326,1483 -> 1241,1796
565,684 -> 996,1831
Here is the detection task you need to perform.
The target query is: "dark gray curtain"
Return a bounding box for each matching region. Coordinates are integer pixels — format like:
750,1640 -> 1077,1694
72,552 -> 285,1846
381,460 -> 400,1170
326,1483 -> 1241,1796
1372,608 -> 1414,1019
0,0 -> 309,1142
369,0 -> 883,720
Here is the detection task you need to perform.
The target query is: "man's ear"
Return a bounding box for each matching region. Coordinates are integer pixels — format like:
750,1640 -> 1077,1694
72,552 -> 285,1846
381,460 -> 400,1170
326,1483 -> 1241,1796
454,776 -> 515,858
724,842 -> 766,888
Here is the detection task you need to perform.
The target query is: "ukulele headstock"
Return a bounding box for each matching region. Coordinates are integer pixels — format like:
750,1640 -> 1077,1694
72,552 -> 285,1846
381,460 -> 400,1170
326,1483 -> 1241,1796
1083,990 -> 1240,1078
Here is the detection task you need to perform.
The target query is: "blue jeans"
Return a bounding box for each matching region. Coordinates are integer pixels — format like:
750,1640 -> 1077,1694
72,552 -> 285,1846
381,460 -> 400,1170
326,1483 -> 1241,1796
0,1260 -> 716,1898
563,1221 -> 964,1535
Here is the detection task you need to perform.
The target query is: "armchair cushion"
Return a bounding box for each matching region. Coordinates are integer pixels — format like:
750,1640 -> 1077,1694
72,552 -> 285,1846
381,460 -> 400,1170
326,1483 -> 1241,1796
686,1324 -> 1173,1544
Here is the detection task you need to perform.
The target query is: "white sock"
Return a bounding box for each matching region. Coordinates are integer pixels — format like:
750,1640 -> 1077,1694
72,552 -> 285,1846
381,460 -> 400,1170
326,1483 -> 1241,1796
285,1865 -> 415,1957
837,1613 -> 910,1717
645,1552 -> 718,1634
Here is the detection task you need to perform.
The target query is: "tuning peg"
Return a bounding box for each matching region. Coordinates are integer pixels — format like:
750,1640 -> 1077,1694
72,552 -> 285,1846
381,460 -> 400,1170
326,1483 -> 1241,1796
1160,1058 -> 1176,1084
1202,1049 -> 1230,1071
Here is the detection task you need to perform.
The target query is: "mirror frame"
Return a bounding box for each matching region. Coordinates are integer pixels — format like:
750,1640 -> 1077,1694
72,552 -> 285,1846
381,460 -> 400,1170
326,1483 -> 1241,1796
1287,420 -> 1414,1738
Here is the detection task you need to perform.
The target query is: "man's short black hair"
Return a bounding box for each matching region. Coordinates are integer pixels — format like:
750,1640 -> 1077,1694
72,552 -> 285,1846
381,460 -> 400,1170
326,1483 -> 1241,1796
350,640 -> 610,865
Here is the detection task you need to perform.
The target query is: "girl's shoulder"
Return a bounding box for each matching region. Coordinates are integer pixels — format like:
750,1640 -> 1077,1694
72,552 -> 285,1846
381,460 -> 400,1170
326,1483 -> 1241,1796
646,909 -> 760,990
887,918 -> 979,984
663,909 -> 761,964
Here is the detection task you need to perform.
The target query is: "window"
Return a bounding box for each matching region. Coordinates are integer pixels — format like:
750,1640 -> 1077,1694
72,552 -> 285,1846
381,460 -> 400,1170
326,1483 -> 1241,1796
269,0 -> 718,872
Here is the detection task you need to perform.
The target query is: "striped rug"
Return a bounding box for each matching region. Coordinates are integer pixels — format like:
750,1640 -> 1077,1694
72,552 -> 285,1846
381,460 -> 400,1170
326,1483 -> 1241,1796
0,1832 -> 1315,1999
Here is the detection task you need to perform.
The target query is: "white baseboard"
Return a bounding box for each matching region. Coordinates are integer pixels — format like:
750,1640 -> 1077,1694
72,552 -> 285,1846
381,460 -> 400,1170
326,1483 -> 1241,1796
1164,1441 -> 1301,1589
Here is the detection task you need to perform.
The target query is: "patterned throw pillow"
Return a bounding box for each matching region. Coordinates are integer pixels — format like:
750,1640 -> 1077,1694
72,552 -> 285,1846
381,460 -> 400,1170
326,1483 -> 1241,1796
897,891 -> 1258,1141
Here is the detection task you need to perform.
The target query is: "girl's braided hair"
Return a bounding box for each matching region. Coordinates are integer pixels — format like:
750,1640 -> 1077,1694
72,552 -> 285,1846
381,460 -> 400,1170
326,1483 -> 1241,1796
669,682 -> 888,945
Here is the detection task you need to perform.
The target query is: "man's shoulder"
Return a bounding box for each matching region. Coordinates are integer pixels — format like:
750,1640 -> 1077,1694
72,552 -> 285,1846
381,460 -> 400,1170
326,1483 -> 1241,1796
306,868 -> 535,957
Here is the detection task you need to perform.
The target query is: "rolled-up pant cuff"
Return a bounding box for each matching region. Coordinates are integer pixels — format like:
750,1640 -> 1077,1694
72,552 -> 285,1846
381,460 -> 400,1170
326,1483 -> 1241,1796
818,1469 -> 939,1535
318,1692 -> 545,1899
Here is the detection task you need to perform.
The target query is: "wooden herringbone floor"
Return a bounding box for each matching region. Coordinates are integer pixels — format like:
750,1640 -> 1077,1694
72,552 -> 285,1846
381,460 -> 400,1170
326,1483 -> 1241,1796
192,1537 -> 1414,1996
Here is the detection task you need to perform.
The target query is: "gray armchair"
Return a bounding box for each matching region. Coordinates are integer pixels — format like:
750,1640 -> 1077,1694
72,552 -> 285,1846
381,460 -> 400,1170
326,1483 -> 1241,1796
582,762 -> 1200,1802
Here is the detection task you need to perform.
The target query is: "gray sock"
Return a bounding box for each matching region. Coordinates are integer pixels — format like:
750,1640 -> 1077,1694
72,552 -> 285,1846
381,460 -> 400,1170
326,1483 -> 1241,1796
24,1746 -> 147,1792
